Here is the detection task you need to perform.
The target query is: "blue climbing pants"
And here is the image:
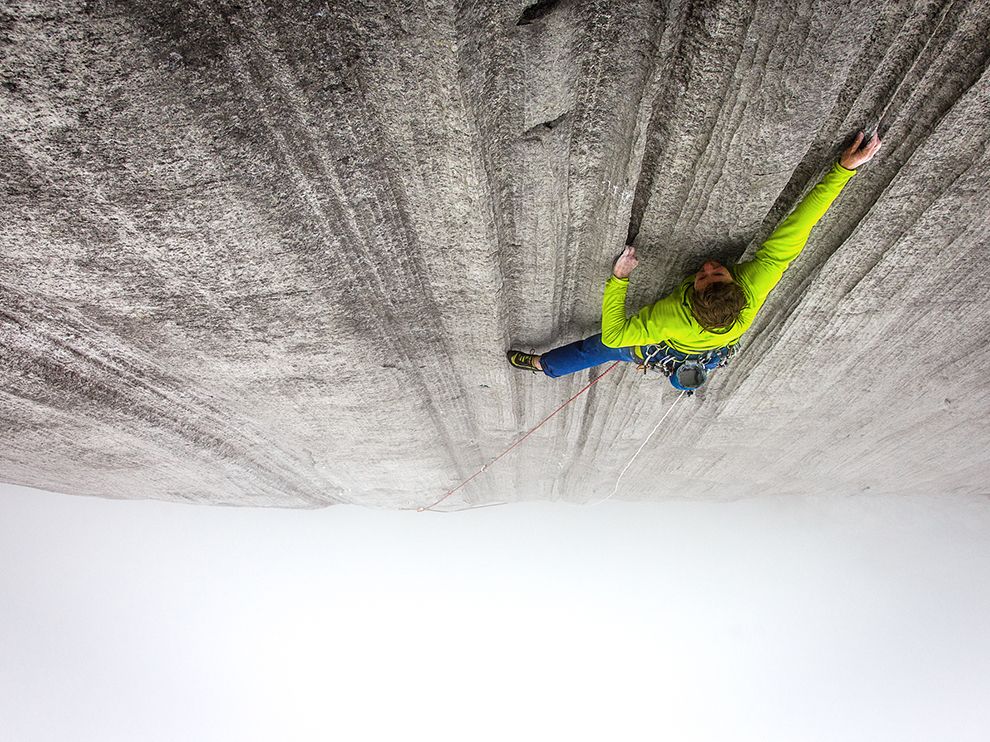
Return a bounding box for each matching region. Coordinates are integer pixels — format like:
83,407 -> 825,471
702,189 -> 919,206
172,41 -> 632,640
540,333 -> 639,378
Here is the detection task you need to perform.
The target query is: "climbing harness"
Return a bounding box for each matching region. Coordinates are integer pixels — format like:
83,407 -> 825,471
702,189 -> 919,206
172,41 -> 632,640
416,361 -> 622,512
588,390 -> 686,506
638,342 -> 738,395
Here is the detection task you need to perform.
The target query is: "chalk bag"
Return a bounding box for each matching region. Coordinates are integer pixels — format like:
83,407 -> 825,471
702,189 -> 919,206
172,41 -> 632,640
670,359 -> 708,392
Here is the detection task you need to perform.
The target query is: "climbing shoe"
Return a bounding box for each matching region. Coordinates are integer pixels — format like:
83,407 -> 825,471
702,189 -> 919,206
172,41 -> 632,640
507,350 -> 542,373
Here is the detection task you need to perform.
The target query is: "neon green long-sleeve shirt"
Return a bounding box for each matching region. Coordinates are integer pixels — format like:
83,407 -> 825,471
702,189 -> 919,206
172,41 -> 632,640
601,162 -> 857,354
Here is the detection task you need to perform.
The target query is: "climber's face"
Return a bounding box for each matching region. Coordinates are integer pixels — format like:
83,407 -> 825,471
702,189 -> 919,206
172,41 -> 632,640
694,260 -> 734,293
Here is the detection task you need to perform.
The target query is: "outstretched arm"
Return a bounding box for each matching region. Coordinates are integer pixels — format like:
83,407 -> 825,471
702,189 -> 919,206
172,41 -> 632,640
734,131 -> 883,305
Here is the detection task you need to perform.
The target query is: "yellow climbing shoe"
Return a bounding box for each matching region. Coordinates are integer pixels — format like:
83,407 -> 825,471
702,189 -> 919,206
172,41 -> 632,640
506,350 -> 541,373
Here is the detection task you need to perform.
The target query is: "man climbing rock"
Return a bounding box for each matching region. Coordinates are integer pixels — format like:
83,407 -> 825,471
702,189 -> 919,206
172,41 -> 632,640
507,131 -> 883,391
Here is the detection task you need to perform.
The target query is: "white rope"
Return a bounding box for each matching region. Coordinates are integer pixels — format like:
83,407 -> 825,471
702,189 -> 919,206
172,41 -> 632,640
588,390 -> 686,506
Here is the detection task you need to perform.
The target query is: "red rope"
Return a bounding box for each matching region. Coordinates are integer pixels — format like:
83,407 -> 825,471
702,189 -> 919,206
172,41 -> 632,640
418,361 -> 622,511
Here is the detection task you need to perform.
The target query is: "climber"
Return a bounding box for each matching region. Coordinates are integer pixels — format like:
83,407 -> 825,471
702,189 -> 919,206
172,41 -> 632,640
506,131 -> 883,391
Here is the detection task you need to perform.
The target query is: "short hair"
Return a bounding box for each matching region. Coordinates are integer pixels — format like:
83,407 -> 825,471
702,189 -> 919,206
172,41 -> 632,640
691,282 -> 747,332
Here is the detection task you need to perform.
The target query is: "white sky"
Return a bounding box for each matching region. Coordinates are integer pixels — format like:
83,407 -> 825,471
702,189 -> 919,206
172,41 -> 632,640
2,483 -> 989,742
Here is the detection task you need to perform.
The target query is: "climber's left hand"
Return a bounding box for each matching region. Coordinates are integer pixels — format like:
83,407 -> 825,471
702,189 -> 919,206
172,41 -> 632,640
840,130 -> 882,170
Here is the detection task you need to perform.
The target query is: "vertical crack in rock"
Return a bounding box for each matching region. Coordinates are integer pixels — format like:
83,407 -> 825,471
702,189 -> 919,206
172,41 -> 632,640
626,0 -> 693,247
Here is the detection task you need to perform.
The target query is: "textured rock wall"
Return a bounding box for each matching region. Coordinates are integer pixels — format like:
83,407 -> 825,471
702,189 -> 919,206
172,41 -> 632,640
2,0 -> 989,508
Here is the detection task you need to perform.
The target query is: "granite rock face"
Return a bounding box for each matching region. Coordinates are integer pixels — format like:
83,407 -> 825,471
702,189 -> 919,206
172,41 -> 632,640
2,0 -> 989,508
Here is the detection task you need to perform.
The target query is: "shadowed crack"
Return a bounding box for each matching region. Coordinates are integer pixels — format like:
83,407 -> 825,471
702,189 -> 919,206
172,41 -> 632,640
522,110 -> 570,136
517,0 -> 562,26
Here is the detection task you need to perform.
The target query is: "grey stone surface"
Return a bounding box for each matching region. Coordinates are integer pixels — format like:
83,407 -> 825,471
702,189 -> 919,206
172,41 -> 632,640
2,0 -> 989,508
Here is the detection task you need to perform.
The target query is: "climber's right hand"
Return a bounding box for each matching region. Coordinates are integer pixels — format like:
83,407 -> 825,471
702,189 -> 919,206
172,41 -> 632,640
613,245 -> 639,279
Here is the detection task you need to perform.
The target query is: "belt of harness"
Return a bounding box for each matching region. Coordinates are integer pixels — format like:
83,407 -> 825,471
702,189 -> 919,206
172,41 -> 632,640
638,342 -> 739,394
